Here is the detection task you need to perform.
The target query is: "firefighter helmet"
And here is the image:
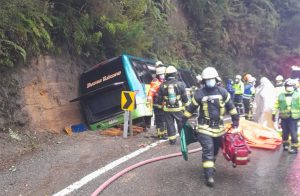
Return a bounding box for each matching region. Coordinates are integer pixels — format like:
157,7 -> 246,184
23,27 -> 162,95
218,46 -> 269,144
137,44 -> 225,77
155,61 -> 163,67
165,65 -> 177,74
201,67 -> 219,80
235,75 -> 242,80
285,78 -> 296,87
243,74 -> 252,82
275,75 -> 284,81
156,67 -> 166,75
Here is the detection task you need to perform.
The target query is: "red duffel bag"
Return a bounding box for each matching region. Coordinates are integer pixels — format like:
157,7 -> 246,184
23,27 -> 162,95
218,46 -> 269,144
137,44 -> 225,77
222,128 -> 251,168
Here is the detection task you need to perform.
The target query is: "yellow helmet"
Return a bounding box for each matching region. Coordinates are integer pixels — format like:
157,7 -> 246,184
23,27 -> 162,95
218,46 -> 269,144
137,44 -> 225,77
165,66 -> 177,74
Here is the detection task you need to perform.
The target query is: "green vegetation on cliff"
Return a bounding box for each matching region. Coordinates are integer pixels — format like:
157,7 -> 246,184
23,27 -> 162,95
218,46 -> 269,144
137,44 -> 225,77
0,0 -> 300,77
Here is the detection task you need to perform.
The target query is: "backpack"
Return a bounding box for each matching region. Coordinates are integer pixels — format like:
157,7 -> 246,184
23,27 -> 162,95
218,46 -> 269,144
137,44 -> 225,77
167,84 -> 177,107
222,132 -> 251,167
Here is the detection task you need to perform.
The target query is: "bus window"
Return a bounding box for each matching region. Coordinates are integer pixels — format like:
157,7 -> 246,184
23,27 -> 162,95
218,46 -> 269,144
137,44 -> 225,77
130,59 -> 155,84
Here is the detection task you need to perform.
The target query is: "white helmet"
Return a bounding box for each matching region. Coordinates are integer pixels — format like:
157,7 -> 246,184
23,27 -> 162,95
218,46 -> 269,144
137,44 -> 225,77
156,67 -> 166,75
165,65 -> 177,74
275,75 -> 284,81
201,67 -> 219,80
235,75 -> 242,80
285,78 -> 297,87
155,61 -> 163,67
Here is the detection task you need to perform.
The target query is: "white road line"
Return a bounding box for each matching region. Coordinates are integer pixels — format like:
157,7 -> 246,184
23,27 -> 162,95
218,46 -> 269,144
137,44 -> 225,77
52,139 -> 167,196
53,117 -> 233,196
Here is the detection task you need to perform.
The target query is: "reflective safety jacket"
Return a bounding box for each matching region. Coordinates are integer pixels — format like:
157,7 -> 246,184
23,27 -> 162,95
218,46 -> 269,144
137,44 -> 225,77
183,86 -> 239,137
273,91 -> 300,119
243,83 -> 255,99
147,78 -> 163,107
233,82 -> 244,95
157,78 -> 189,112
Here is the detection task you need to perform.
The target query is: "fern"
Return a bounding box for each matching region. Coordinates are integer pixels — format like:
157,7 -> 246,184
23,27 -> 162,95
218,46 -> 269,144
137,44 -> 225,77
0,39 -> 26,61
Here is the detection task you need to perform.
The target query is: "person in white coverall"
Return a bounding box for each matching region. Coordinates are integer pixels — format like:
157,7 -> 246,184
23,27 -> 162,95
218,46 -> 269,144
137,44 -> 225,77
254,77 -> 276,128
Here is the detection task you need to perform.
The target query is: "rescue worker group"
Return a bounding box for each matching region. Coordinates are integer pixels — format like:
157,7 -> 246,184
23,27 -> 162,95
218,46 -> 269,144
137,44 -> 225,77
147,61 -> 299,187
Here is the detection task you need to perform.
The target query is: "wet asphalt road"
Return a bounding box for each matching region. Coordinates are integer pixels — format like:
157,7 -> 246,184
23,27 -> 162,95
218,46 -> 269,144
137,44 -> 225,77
1,132 -> 299,196
78,141 -> 300,196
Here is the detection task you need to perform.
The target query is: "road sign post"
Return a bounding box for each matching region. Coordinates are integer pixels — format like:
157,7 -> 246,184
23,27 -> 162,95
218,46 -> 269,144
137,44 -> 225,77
121,91 -> 135,138
123,111 -> 129,138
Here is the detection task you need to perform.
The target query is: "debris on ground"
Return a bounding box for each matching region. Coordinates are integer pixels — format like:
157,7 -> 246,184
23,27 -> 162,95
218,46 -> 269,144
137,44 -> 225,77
8,165 -> 17,172
9,128 -> 21,141
99,125 -> 145,137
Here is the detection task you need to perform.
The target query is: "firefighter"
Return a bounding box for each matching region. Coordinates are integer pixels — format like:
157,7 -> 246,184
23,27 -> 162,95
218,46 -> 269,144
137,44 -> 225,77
275,75 -> 285,97
243,76 -> 256,120
181,67 -> 239,187
272,78 -> 299,154
157,65 -> 189,145
147,66 -> 167,138
233,75 -> 245,115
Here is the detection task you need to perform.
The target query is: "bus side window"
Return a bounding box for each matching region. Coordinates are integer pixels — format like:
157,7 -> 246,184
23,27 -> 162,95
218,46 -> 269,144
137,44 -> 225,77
131,60 -> 154,84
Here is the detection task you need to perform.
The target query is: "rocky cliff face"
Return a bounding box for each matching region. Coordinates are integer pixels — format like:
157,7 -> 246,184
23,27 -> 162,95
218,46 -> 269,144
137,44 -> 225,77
1,55 -> 87,133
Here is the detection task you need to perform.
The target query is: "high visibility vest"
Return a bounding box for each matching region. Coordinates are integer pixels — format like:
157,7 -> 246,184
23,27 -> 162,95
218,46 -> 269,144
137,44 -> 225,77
277,92 -> 300,119
233,82 -> 244,95
243,84 -> 255,99
147,78 -> 162,102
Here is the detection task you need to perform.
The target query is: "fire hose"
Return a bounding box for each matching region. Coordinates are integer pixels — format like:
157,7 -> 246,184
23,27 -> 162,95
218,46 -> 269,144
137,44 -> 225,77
91,148 -> 201,196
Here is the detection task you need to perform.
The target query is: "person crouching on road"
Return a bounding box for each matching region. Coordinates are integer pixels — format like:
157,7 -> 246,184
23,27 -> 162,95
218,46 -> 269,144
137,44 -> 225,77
147,66 -> 167,139
272,78 -> 300,154
181,67 -> 239,187
157,65 -> 190,145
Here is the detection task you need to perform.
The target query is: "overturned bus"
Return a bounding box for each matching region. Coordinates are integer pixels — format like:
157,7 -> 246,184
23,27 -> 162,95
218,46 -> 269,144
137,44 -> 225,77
71,55 -> 197,130
71,55 -> 156,130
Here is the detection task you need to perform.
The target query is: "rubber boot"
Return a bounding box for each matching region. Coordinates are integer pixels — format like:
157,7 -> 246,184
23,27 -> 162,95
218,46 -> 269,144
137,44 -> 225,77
169,139 -> 176,145
206,176 -> 214,187
283,141 -> 289,151
162,131 -> 168,140
204,168 -> 215,187
289,146 -> 298,154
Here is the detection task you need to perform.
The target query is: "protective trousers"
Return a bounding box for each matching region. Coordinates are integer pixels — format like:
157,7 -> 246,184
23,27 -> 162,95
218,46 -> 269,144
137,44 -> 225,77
243,98 -> 253,120
164,111 -> 183,141
234,95 -> 244,115
281,118 -> 299,145
153,107 -> 166,138
197,132 -> 222,178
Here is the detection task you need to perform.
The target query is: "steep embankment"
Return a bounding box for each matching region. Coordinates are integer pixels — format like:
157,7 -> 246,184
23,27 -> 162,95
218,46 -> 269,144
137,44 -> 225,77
8,55 -> 85,133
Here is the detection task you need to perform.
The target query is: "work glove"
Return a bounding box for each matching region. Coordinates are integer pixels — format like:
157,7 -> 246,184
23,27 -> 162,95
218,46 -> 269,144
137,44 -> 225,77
272,114 -> 276,122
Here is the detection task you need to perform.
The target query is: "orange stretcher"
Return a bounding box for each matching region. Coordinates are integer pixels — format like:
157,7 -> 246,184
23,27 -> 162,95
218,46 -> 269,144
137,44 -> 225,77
238,119 -> 282,150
